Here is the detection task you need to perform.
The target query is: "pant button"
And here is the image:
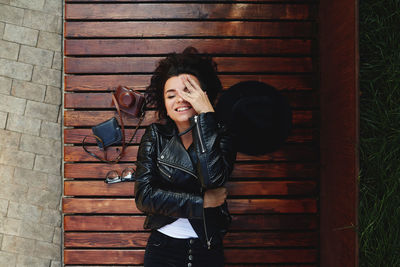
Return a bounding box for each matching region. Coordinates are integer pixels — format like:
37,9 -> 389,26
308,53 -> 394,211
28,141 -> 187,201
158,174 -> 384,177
188,255 -> 193,261
187,263 -> 192,267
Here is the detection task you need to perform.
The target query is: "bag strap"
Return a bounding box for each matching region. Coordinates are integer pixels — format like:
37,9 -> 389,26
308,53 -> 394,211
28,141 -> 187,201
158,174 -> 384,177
82,93 -> 145,164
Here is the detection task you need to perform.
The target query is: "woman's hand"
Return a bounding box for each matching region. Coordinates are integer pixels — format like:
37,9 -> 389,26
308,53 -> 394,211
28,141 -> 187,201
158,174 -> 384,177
177,74 -> 214,114
203,187 -> 227,208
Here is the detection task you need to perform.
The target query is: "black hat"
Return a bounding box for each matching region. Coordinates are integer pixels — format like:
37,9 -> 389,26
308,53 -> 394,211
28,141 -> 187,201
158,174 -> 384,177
216,81 -> 292,155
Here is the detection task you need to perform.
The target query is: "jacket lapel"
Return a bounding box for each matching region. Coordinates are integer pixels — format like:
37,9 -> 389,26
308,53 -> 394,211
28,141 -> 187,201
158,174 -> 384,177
158,134 -> 196,175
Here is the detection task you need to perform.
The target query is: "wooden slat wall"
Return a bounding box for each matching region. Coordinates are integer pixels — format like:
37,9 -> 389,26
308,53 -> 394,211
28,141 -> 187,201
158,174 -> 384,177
63,1 -> 319,266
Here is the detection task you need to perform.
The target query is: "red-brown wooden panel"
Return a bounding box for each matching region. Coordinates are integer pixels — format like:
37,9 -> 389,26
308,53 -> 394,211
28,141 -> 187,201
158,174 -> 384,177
64,162 -> 319,179
64,180 -> 317,196
64,249 -> 317,264
65,21 -> 313,38
63,198 -> 317,214
64,231 -> 318,248
66,0 -> 315,2
64,74 -> 313,92
65,3 -> 315,20
64,110 -> 315,127
65,39 -> 312,56
64,144 -> 318,162
65,4 -> 313,20
64,215 -> 317,231
64,127 -> 317,144
64,91 -> 318,109
65,57 -> 312,74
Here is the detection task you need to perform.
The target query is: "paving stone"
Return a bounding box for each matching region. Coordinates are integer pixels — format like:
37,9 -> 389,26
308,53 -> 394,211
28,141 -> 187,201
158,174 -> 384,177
40,208 -> 60,227
20,133 -> 61,158
10,0 -> 45,10
3,23 -> 38,46
52,226 -> 61,245
7,201 -> 42,222
34,155 -> 60,175
23,9 -> 59,32
1,235 -> 35,255
25,100 -> 59,122
50,260 -> 61,267
1,217 -> 22,235
0,94 -> 26,115
19,220 -> 54,242
44,85 -> 61,105
0,251 -> 17,267
37,31 -> 61,52
0,76 -> 12,95
0,111 -> 7,129
26,187 -> 59,209
0,146 -> 35,169
11,80 -> 46,102
43,0 -> 62,16
46,174 -> 61,194
0,39 -> 20,60
32,66 -> 61,87
16,254 -> 50,267
34,240 -> 61,259
0,58 -> 33,81
40,121 -> 60,140
13,167 -> 48,189
0,4 -> 24,25
0,198 -> 8,217
0,128 -> 21,148
6,113 -> 41,135
0,22 -> 5,38
51,51 -> 62,70
19,45 -> 53,68
0,182 -> 28,203
0,164 -> 14,184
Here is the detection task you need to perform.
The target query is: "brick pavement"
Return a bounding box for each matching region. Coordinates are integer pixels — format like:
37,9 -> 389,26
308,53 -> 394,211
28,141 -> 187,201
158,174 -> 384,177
0,0 -> 62,266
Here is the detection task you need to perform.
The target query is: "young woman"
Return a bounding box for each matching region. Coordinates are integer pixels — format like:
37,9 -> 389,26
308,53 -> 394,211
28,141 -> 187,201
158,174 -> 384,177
134,47 -> 236,267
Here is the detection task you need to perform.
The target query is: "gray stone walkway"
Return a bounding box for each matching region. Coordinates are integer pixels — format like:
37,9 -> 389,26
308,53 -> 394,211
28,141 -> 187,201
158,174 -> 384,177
0,0 -> 62,266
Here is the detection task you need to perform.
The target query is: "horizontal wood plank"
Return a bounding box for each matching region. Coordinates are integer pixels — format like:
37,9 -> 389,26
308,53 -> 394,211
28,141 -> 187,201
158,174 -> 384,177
64,180 -> 317,196
64,90 -> 318,109
65,4 -> 313,20
64,162 -> 319,178
64,144 -> 318,162
64,127 -> 317,144
64,214 -> 317,231
63,110 -> 315,127
66,0 -> 315,2
64,249 -> 317,264
65,57 -> 312,74
65,21 -> 313,38
64,231 -> 317,248
63,198 -> 317,214
64,74 -> 313,92
65,39 -> 312,56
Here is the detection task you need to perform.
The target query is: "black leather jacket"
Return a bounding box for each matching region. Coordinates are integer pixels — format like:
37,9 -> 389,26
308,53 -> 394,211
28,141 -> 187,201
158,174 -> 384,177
135,112 -> 236,249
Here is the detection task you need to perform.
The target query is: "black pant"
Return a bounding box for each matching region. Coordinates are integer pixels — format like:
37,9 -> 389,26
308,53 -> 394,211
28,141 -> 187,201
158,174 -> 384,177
144,230 -> 224,267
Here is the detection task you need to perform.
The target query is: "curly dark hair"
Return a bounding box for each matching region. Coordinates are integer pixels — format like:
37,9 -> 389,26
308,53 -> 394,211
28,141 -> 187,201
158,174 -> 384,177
145,46 -> 222,120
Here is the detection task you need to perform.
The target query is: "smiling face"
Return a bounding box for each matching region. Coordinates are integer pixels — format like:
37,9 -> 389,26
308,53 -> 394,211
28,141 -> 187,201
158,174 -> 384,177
164,74 -> 199,131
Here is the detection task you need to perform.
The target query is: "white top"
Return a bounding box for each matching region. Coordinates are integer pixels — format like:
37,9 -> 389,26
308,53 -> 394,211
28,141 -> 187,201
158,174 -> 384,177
157,218 -> 199,239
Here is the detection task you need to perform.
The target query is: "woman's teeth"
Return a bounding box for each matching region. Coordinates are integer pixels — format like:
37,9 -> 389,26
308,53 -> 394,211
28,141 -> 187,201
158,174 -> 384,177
176,107 -> 190,112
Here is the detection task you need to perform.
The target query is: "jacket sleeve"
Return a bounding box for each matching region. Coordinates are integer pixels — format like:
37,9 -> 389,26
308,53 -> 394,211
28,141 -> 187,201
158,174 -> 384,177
134,124 -> 204,219
190,112 -> 237,189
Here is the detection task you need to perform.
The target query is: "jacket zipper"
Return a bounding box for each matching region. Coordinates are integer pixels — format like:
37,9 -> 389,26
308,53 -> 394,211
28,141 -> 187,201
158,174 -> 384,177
157,164 -> 172,179
158,160 -> 198,180
194,116 -> 206,153
201,188 -> 212,250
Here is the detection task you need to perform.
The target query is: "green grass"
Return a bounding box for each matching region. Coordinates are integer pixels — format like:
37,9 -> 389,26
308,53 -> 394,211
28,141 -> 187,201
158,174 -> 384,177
359,0 -> 400,266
